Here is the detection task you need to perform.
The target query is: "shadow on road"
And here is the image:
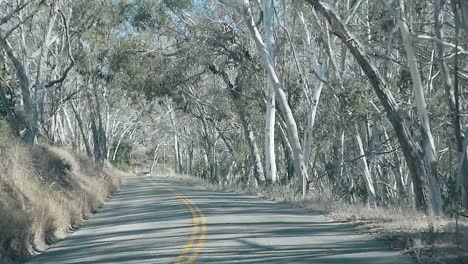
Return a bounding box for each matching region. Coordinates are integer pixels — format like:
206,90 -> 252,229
27,176 -> 410,264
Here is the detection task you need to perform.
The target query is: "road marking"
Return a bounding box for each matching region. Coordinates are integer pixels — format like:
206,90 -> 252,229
187,198 -> 207,263
176,192 -> 207,264
147,177 -> 207,264
173,193 -> 200,264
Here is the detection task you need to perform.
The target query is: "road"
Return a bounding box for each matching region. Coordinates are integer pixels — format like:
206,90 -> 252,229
28,175 -> 411,264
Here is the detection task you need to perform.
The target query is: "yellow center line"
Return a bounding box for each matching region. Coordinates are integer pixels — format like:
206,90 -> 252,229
174,192 -> 207,263
185,198 -> 207,263
147,177 -> 207,264
173,193 -> 200,264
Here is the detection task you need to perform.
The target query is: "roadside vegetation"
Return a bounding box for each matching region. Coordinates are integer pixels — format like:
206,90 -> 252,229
0,122 -> 123,263
164,170 -> 468,264
2,0 -> 468,263
0,2 -> 132,262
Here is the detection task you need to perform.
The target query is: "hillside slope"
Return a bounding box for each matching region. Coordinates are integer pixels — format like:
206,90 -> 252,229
0,123 -> 124,263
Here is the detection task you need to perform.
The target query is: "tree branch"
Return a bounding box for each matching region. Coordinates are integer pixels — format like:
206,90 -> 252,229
45,9 -> 75,88
0,0 -> 38,25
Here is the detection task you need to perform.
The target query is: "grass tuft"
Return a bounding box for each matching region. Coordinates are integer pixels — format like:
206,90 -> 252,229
0,143 -> 125,263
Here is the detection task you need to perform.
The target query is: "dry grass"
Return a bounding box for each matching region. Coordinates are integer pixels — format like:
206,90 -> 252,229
0,143 -> 125,264
165,172 -> 468,264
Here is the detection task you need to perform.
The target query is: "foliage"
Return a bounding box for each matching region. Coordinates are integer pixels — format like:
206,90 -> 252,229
111,139 -> 133,168
1,0 -> 467,226
443,175 -> 462,217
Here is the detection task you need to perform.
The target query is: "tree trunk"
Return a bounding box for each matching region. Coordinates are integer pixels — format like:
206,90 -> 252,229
459,0 -> 468,32
188,143 -> 193,175
263,0 -> 277,184
167,101 -> 182,174
150,144 -> 160,175
277,119 -> 295,183
459,130 -> 468,209
0,34 -> 35,144
90,114 -> 103,163
93,85 -> 107,162
34,6 -> 57,134
207,63 -> 265,184
395,0 -> 443,215
240,110 -> 266,184
297,10 -> 331,165
241,0 -> 309,197
0,83 -> 19,136
355,124 -> 376,205
304,0 -> 430,212
451,0 -> 468,210
70,101 -> 92,157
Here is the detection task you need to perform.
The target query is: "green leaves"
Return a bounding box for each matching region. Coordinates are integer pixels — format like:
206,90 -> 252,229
118,0 -> 158,31
163,0 -> 193,10
337,79 -> 373,122
111,139 -> 133,167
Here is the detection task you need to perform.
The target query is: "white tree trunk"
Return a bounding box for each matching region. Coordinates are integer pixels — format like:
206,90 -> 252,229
35,6 -> 58,131
263,0 -> 277,183
355,124 -> 376,205
62,107 -> 75,140
150,144 -> 161,175
112,125 -> 132,161
241,0 -> 309,196
298,1 -> 362,164
395,0 -> 443,216
169,105 -> 181,174
298,11 -> 328,163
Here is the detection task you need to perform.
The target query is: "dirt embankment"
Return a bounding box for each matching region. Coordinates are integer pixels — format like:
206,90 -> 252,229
0,142 -> 124,263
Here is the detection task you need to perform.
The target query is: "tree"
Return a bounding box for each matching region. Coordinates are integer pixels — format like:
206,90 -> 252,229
263,0 -> 277,184
239,0 -> 309,196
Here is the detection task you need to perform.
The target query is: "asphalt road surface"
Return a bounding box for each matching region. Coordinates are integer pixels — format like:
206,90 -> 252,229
28,175 -> 411,264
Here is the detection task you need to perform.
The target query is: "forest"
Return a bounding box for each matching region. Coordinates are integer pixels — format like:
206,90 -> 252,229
1,0 -> 468,262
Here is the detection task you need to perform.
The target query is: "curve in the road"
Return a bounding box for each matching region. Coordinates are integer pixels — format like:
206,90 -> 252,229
148,178 -> 207,264
27,175 -> 412,264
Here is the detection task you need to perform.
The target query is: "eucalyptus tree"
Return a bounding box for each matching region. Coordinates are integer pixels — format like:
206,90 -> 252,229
0,0 -> 151,168
0,0 -> 46,143
0,0 -> 111,147
262,0 -> 277,184
2,0 -> 465,215
390,0 -> 443,215
238,0 -> 310,195
99,0 -> 468,214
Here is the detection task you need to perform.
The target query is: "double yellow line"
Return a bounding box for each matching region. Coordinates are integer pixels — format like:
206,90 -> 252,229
173,191 -> 207,264
148,178 -> 207,264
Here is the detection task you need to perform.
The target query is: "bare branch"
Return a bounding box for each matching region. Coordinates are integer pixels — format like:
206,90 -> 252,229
415,34 -> 468,55
0,0 -> 38,25
45,9 -> 75,88
3,2 -> 44,39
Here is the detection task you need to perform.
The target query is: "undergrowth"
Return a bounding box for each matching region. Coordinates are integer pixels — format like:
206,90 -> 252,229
0,128 -> 124,263
166,172 -> 468,264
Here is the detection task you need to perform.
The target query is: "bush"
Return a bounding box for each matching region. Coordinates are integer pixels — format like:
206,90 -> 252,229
110,139 -> 133,169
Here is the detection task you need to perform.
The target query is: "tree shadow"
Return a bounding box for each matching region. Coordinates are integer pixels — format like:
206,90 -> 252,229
26,176 -> 411,264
